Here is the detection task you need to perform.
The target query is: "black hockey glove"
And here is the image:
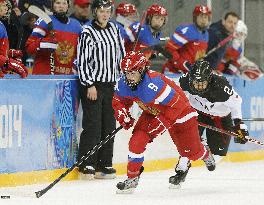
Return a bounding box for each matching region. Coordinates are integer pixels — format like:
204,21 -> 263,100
233,119 -> 249,144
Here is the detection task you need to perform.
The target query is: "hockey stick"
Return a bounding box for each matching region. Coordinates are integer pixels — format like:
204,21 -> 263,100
198,122 -> 264,146
204,34 -> 234,58
28,5 -> 55,74
34,125 -> 123,198
242,118 -> 264,122
141,33 -> 234,61
140,43 -> 173,59
132,11 -> 147,51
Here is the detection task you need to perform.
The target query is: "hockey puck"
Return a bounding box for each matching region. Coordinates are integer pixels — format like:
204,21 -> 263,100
1,195 -> 10,199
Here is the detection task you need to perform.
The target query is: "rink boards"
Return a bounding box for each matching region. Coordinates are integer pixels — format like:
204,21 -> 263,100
0,74 -> 264,186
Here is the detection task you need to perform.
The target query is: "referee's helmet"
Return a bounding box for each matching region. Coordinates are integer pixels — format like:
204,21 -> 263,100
91,0 -> 114,17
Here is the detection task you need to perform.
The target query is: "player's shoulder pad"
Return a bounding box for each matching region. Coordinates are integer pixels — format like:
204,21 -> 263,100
175,23 -> 195,36
129,21 -> 141,32
69,17 -> 82,26
148,70 -> 161,78
68,17 -> 82,33
178,73 -> 190,91
114,75 -> 131,96
210,74 -> 233,98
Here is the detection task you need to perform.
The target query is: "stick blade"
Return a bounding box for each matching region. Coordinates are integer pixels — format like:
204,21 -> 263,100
35,190 -> 44,198
28,5 -> 52,25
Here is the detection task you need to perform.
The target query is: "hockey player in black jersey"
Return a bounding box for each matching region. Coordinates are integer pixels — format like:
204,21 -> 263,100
169,59 -> 249,188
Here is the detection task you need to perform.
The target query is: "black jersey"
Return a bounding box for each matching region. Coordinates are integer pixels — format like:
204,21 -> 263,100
179,73 -> 242,119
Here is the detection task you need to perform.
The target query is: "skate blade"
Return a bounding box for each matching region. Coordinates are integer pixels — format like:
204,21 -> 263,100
94,173 -> 116,179
79,173 -> 95,180
169,183 -> 181,189
116,188 -> 135,194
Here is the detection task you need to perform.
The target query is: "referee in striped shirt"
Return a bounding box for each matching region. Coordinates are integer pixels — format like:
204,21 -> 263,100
76,0 -> 125,179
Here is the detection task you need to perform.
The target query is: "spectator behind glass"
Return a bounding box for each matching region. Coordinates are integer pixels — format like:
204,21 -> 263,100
205,11 -> 239,69
70,0 -> 90,25
25,0 -> 82,75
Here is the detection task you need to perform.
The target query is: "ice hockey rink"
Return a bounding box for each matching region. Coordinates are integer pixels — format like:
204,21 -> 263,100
1,160 -> 264,205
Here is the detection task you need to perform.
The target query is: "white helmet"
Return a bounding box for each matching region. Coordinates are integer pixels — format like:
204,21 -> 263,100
234,20 -> 248,41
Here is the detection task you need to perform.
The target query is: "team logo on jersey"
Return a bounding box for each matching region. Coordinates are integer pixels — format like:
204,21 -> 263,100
56,41 -> 75,65
136,101 -> 160,116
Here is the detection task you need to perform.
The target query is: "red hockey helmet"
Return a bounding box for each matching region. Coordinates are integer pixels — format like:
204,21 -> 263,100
193,5 -> 211,16
146,4 -> 168,17
146,4 -> 168,29
121,51 -> 150,73
121,51 -> 150,89
116,3 -> 137,16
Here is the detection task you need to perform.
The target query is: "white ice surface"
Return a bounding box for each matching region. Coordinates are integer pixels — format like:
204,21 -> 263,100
1,160 -> 264,205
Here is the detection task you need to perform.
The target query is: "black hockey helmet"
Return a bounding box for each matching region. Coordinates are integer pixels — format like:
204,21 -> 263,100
189,59 -> 212,94
91,0 -> 114,17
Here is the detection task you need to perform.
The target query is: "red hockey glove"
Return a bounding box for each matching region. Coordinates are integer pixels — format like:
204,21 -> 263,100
5,58 -> 29,78
39,35 -> 58,51
114,108 -> 135,130
8,49 -> 23,59
147,114 -> 171,137
233,121 -> 249,144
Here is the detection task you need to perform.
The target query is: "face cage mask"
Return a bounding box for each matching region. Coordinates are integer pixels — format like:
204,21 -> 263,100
124,68 -> 147,91
189,77 -> 211,95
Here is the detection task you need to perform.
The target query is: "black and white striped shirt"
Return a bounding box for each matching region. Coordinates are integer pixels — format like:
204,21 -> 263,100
77,20 -> 125,87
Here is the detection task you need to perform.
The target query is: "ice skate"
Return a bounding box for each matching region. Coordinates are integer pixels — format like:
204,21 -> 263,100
79,166 -> 95,180
116,176 -> 140,194
116,166 -> 144,194
169,161 -> 191,189
95,167 -> 116,179
203,146 -> 216,171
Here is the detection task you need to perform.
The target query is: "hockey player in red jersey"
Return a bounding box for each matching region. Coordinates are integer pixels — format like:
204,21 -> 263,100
26,0 -> 82,75
112,51 -> 216,193
0,0 -> 28,78
125,4 -> 168,59
115,2 -> 138,42
162,5 -> 211,74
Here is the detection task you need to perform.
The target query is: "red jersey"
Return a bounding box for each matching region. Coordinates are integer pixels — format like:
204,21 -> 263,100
26,16 -> 82,75
163,23 -> 208,73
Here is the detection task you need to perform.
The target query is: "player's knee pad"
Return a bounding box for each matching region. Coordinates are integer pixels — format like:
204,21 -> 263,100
129,130 -> 151,153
